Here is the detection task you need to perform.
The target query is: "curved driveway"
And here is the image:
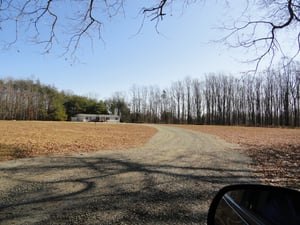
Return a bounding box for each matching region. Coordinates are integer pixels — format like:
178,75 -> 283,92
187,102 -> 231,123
0,125 -> 257,225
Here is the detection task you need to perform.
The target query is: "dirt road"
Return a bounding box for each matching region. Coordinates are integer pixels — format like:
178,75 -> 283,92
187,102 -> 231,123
0,125 -> 257,225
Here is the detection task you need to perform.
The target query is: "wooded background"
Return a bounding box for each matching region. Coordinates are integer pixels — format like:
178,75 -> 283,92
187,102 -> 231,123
1,60 -> 299,127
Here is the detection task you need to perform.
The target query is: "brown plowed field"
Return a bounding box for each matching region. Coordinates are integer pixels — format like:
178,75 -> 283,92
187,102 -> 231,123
0,121 -> 157,161
1,121 -> 299,188
169,125 -> 300,188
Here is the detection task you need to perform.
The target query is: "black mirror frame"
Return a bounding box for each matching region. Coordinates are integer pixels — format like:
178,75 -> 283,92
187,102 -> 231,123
207,184 -> 300,225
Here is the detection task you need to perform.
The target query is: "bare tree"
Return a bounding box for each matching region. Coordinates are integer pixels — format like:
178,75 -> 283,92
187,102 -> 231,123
192,78 -> 202,124
141,86 -> 149,122
0,0 -> 298,65
171,81 -> 182,123
184,76 -> 193,124
0,0 -> 123,55
220,0 -> 300,70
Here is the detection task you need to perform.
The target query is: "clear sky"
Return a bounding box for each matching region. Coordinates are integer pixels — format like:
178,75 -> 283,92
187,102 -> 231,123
0,1 -> 291,99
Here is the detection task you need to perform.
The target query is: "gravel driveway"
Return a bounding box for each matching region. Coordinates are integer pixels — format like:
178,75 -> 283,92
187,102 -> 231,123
0,125 -> 257,225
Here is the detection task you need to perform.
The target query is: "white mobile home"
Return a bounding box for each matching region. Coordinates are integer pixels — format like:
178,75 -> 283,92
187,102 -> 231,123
71,114 -> 120,123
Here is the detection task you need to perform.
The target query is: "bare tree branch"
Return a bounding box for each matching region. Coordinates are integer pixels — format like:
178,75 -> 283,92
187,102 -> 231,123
0,0 -> 299,68
143,0 -> 168,21
64,0 -> 103,56
0,0 -> 124,56
219,0 -> 300,72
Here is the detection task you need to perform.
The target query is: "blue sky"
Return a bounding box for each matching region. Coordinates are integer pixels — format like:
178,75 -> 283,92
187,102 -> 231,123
0,1 -> 284,99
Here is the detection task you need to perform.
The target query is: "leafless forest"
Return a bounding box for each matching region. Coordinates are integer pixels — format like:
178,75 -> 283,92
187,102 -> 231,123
125,61 -> 300,127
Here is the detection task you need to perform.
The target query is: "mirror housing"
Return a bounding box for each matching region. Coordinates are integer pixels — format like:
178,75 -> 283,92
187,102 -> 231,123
207,184 -> 300,225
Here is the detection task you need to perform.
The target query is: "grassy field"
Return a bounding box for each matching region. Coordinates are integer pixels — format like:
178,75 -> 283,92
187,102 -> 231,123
0,121 -> 157,161
170,125 -> 300,187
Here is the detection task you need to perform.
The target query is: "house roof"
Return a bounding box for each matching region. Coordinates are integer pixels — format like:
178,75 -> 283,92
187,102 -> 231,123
74,114 -> 119,117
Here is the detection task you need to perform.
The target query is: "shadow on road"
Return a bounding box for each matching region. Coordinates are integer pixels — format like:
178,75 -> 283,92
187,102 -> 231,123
0,154 -> 258,225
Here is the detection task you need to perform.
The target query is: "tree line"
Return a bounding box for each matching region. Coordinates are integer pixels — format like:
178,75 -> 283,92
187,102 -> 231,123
0,79 -> 109,121
125,61 -> 300,127
1,60 -> 299,127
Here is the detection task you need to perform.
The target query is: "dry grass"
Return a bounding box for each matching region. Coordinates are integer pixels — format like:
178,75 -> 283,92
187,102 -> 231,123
170,125 -> 300,149
170,125 -> 300,188
0,121 -> 157,161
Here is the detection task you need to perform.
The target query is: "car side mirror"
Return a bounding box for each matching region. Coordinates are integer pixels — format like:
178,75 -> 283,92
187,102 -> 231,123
207,184 -> 300,225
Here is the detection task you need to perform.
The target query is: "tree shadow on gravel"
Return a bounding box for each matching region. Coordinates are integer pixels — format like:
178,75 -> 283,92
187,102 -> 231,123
0,156 -> 258,225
